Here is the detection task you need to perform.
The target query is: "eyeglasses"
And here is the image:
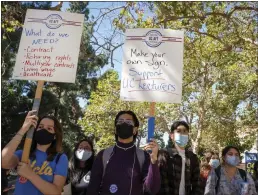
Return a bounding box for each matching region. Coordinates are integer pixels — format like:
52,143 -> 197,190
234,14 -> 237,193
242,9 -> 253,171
116,119 -> 134,126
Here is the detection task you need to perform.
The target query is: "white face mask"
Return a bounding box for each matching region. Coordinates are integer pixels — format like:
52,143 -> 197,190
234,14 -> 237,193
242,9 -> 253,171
209,159 -> 220,168
75,150 -> 92,161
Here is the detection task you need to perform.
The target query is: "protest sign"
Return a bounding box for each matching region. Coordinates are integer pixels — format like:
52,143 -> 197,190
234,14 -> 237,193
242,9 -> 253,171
12,8 -> 84,164
12,9 -> 84,83
120,28 -> 184,103
245,152 -> 258,177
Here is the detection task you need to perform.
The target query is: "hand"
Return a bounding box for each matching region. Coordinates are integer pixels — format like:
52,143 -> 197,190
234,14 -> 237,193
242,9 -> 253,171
17,162 -> 34,180
144,139 -> 159,164
20,110 -> 38,133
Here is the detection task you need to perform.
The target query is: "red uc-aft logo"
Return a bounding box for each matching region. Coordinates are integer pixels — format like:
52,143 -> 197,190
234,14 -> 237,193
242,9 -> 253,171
19,176 -> 27,184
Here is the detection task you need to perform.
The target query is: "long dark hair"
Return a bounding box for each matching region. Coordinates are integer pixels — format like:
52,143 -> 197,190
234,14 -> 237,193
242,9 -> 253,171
29,115 -> 63,161
69,139 -> 95,185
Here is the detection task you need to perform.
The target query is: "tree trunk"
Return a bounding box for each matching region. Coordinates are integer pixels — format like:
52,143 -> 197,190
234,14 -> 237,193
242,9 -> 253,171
54,87 -> 62,118
192,62 -> 209,154
193,101 -> 205,154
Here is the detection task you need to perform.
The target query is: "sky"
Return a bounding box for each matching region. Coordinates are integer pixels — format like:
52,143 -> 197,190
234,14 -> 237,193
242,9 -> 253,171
53,1 -> 124,71
52,1 -> 125,107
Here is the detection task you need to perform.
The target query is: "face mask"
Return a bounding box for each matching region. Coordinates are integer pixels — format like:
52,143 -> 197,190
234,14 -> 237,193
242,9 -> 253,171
174,132 -> 189,148
225,155 -> 240,166
75,150 -> 92,161
210,159 -> 220,168
34,129 -> 55,145
116,123 -> 134,139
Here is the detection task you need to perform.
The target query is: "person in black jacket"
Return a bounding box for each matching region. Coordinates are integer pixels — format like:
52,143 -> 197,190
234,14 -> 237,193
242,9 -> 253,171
157,120 -> 202,195
67,138 -> 95,195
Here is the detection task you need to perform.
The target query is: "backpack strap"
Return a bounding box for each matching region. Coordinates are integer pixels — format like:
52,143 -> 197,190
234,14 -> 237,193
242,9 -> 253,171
136,148 -> 145,171
215,165 -> 221,194
238,169 -> 247,182
55,153 -> 63,164
54,153 -> 63,175
102,146 -> 114,179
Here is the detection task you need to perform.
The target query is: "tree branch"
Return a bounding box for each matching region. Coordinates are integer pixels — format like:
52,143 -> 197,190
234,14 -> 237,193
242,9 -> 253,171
90,5 -> 127,35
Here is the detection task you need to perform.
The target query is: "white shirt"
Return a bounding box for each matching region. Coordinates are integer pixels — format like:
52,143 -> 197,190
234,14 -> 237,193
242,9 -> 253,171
177,145 -> 186,195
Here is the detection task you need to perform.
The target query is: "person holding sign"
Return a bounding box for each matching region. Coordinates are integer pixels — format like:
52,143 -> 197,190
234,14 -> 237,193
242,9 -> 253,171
87,110 -> 161,195
157,121 -> 202,195
204,146 -> 257,195
1,111 -> 68,195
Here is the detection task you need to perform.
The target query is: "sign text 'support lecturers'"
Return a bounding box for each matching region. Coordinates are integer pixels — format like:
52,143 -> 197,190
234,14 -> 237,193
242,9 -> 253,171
120,29 -> 184,103
12,9 -> 84,83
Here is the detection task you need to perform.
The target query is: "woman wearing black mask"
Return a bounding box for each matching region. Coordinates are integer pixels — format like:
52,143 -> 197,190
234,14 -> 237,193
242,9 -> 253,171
64,139 -> 95,195
87,110 -> 161,195
2,111 -> 68,195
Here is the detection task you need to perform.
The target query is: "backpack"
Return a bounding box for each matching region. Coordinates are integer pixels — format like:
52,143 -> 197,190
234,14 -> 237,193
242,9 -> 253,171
102,146 -> 145,179
215,165 -> 247,193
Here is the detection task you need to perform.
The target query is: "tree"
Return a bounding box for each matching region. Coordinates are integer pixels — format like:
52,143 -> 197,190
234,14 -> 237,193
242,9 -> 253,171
1,2 -> 109,156
152,2 -> 258,153
1,2 -> 53,147
83,2 -> 258,154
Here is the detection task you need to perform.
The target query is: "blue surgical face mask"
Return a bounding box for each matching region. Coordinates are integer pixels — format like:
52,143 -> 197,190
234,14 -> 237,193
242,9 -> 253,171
225,155 -> 240,167
174,132 -> 189,148
210,159 -> 220,168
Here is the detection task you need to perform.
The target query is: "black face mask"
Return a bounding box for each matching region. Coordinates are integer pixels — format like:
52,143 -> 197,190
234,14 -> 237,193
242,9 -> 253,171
116,123 -> 134,139
34,129 -> 55,145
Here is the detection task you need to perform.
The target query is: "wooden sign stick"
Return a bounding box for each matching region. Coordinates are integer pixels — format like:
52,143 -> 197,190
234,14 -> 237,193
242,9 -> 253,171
21,1 -> 64,164
149,102 -> 155,116
21,80 -> 44,163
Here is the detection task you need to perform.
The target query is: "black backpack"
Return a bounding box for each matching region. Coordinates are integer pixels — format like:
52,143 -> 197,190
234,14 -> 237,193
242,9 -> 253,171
215,165 -> 247,193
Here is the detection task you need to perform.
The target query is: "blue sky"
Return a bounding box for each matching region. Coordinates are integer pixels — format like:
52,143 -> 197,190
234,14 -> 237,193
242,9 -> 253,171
52,1 -> 124,108
52,2 -> 125,107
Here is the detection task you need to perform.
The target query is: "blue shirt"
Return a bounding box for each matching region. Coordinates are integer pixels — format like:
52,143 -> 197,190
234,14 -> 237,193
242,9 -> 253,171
14,149 -> 68,195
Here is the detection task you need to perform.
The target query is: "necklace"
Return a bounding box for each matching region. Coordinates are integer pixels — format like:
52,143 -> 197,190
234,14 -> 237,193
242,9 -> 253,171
115,143 -> 135,151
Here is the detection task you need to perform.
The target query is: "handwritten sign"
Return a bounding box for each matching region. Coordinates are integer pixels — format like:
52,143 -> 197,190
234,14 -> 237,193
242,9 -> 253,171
245,152 -> 258,177
120,29 -> 184,103
12,9 -> 84,83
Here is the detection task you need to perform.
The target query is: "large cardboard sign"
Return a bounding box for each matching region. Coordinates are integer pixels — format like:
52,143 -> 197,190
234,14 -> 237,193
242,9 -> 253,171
120,29 -> 184,103
12,9 -> 84,83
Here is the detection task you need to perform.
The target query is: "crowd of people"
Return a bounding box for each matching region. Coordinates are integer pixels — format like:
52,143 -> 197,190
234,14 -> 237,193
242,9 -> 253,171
1,110 -> 258,195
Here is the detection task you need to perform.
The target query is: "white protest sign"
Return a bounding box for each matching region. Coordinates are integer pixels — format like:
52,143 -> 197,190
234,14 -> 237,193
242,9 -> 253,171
12,9 -> 84,83
120,29 -> 184,103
